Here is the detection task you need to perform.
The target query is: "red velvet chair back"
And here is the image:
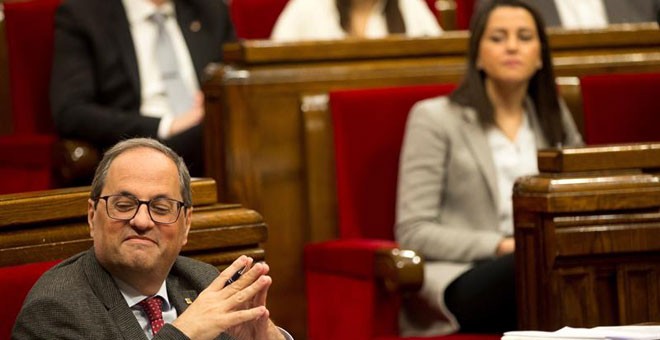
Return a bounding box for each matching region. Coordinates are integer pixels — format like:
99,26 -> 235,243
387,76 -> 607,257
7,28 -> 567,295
4,0 -> 61,135
330,83 -> 456,240
580,72 -> 660,145
0,260 -> 61,339
229,0 -> 290,39
455,0 -> 476,30
0,0 -> 61,194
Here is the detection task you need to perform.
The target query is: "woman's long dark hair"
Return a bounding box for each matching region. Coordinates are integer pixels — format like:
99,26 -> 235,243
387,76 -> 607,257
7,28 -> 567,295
336,0 -> 406,35
449,0 -> 565,146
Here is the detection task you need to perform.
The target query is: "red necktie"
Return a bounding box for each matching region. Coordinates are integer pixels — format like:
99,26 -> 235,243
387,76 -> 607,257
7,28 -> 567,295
138,296 -> 165,335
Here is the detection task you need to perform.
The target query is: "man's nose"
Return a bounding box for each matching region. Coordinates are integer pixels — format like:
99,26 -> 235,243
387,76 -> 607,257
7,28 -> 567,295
130,204 -> 154,229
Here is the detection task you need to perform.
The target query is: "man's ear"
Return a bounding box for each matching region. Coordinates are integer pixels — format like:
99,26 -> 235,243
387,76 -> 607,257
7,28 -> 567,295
88,199 -> 96,238
181,206 -> 193,246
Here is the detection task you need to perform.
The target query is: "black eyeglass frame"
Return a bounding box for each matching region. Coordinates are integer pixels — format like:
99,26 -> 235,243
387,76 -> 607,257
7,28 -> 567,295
94,195 -> 186,224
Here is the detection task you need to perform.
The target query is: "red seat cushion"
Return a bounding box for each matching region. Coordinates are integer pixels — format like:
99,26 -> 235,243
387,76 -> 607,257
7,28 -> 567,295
0,260 -> 61,339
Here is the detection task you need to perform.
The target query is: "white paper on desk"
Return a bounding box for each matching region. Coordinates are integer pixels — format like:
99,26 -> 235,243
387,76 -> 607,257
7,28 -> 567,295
502,326 -> 660,340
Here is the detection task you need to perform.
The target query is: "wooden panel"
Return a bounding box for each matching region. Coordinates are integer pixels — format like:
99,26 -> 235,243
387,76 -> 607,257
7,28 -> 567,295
514,144 -> 660,331
0,178 -> 267,270
205,25 -> 660,338
538,143 -> 660,172
618,265 -> 660,324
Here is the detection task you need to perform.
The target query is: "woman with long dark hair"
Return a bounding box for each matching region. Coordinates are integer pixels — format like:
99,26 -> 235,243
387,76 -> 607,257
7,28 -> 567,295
271,0 -> 442,41
396,0 -> 582,335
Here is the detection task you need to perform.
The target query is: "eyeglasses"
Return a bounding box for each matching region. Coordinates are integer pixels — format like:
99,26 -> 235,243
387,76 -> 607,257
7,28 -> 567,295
95,195 -> 185,224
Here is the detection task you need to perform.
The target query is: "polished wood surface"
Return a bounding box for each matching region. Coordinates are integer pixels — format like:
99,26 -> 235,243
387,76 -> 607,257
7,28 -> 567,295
203,25 -> 660,338
0,178 -> 268,269
514,143 -> 660,330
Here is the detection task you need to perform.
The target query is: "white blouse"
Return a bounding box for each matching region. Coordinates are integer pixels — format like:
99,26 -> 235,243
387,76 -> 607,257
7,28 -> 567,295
486,113 -> 538,236
270,0 -> 443,41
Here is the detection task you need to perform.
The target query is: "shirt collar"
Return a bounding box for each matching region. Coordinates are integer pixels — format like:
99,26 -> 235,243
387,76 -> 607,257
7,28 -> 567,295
114,276 -> 173,311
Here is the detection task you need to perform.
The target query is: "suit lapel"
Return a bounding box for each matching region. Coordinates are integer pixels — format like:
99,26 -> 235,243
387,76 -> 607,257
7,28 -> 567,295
175,0 -> 206,80
82,249 -> 149,340
107,0 -> 141,97
458,106 -> 500,212
167,275 -> 199,314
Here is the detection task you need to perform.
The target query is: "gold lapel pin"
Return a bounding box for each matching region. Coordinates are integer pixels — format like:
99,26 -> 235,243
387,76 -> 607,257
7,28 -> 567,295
184,298 -> 193,305
190,20 -> 201,32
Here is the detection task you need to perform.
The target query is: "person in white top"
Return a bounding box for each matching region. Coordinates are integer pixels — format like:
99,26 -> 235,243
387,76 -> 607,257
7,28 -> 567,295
270,0 -> 442,41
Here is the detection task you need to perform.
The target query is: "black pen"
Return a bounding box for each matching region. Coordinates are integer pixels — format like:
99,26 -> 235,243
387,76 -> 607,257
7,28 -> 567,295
224,266 -> 246,287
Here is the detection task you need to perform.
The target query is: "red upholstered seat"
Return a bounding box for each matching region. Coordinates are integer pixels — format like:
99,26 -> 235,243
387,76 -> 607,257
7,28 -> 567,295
229,0 -> 290,39
305,84 -> 500,340
580,72 -> 660,145
0,0 -> 62,194
0,260 -> 61,339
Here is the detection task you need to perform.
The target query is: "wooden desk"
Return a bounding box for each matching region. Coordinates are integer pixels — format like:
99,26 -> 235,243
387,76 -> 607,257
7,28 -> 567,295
514,144 -> 660,330
203,24 -> 660,337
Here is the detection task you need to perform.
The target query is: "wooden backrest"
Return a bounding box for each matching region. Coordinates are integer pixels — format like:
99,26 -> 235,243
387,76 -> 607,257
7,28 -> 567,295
580,72 -> 660,145
330,84 -> 456,240
0,178 -> 267,338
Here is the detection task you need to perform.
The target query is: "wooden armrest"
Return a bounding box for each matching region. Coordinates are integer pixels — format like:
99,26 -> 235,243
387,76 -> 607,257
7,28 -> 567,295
375,247 -> 424,293
52,138 -> 101,187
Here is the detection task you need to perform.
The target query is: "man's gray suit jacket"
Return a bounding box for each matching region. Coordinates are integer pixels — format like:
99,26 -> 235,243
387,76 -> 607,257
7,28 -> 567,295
12,248 -> 232,340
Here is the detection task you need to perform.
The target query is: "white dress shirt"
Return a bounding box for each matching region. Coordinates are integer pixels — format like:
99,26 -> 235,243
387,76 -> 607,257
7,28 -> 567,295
554,0 -> 609,29
486,113 -> 538,235
271,0 -> 442,41
122,0 -> 200,139
115,277 -> 295,339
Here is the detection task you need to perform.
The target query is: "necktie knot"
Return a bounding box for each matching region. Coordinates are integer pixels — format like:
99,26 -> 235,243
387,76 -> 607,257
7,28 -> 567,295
139,296 -> 165,335
150,11 -> 167,27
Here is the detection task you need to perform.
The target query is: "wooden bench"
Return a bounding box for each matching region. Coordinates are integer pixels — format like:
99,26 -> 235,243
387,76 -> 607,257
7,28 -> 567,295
202,24 -> 660,337
0,178 -> 268,339
514,143 -> 660,330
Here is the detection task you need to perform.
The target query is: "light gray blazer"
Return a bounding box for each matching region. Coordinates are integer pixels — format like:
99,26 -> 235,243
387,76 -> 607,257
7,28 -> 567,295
395,96 -> 582,336
12,248 -> 232,340
521,0 -> 660,27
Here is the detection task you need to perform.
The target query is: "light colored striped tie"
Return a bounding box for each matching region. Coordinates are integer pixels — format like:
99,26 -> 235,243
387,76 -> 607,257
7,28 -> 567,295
150,12 -> 193,116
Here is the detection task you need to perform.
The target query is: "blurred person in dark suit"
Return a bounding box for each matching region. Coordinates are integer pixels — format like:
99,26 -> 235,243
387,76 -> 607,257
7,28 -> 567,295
51,0 -> 236,176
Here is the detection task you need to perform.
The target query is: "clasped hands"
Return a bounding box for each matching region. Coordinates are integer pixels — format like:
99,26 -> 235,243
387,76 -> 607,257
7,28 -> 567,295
172,255 -> 285,340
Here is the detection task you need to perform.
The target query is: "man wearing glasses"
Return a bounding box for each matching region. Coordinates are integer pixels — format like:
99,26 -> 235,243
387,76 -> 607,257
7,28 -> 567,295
13,138 -> 291,340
